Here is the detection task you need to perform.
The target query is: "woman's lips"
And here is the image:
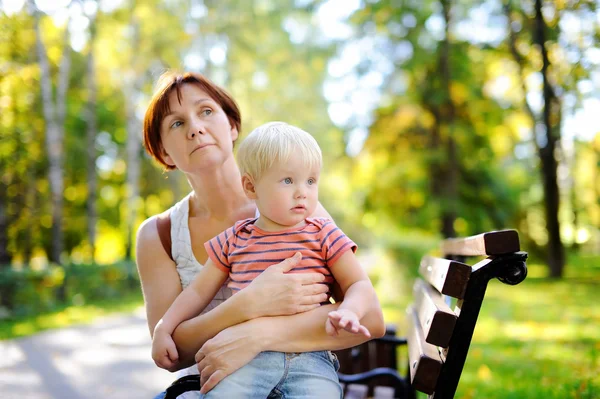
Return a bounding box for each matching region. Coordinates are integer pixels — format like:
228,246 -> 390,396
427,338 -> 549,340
190,143 -> 214,154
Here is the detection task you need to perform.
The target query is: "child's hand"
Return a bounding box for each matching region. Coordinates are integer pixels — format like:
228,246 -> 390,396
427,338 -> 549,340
152,327 -> 179,369
326,309 -> 371,338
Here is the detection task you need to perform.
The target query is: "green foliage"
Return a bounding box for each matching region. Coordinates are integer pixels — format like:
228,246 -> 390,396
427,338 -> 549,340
0,291 -> 144,340
0,262 -> 139,319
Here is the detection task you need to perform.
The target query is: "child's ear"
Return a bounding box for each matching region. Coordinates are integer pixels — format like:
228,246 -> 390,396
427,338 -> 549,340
241,174 -> 258,199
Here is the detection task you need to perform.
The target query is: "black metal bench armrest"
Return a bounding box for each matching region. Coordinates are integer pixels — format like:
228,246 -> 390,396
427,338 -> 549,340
164,375 -> 200,399
377,336 -> 408,346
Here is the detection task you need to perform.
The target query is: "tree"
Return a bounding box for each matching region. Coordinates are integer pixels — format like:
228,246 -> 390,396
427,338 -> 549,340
29,0 -> 72,264
505,0 -> 565,276
85,2 -> 99,261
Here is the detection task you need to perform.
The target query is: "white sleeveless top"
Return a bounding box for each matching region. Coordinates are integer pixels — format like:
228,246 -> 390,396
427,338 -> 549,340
169,193 -> 235,385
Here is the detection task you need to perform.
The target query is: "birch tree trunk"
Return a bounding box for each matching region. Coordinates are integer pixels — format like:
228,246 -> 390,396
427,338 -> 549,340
439,0 -> 458,238
0,191 -> 9,266
31,1 -> 71,265
86,14 -> 98,262
124,15 -> 142,263
124,82 -> 141,262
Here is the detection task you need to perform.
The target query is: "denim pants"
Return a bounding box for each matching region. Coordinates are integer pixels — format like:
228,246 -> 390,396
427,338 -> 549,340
155,350 -> 341,399
202,350 -> 341,399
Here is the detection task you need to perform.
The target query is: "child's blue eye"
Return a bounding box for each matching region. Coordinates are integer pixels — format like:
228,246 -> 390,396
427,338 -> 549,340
308,178 -> 315,185
284,178 -> 292,184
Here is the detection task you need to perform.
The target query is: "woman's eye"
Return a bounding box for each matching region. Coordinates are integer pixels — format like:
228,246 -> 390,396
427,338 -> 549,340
171,121 -> 183,129
202,109 -> 212,116
284,178 -> 292,184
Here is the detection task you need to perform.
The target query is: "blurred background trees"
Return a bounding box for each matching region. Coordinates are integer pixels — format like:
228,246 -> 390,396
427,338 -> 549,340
1,0 -> 599,282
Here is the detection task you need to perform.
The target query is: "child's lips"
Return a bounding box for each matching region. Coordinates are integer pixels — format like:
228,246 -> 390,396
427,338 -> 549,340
291,205 -> 306,213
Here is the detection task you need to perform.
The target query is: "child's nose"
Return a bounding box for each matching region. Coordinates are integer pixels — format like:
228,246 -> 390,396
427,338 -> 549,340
295,187 -> 307,198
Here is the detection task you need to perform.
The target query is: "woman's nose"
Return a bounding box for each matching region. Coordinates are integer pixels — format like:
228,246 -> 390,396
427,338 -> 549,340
187,123 -> 204,140
188,118 -> 204,140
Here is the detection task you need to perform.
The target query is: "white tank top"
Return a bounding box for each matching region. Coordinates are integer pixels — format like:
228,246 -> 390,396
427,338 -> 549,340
169,193 -> 235,386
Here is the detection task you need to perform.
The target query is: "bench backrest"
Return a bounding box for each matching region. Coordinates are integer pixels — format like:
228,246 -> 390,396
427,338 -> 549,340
407,229 -> 527,398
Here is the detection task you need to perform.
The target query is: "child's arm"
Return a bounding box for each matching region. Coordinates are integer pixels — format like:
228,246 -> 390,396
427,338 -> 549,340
326,251 -> 384,337
152,260 -> 228,368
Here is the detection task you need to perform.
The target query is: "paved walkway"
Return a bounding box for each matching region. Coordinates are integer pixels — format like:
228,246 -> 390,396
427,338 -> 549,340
0,308 -> 178,399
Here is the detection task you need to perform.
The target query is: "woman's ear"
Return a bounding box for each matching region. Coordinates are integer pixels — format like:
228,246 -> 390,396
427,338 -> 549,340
161,147 -> 176,168
230,124 -> 239,142
241,174 -> 257,199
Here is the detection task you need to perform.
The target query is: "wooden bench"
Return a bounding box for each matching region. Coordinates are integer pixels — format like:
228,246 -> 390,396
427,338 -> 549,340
335,229 -> 528,398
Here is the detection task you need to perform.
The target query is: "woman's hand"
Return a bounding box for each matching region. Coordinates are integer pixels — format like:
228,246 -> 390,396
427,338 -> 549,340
195,320 -> 263,394
241,252 -> 330,318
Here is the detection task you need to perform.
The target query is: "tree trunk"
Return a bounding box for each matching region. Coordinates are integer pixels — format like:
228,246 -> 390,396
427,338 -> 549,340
0,190 -> 9,266
124,15 -> 142,263
124,84 -> 141,262
32,1 -> 71,265
534,0 -> 565,277
86,16 -> 98,262
439,0 -> 457,238
504,0 -> 540,153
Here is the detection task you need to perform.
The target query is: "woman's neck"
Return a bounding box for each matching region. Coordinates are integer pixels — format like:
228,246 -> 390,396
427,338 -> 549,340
185,157 -> 252,221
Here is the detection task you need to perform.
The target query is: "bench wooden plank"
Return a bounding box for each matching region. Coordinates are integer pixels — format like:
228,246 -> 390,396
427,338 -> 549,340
407,306 -> 443,395
344,384 -> 369,399
419,256 -> 471,299
373,386 -> 395,398
441,229 -> 520,256
413,278 -> 457,348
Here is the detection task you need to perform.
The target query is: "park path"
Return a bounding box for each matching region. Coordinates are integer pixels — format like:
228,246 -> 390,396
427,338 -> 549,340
0,308 -> 178,399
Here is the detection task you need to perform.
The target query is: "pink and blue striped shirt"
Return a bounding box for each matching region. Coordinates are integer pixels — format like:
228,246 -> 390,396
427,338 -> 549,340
205,217 -> 357,293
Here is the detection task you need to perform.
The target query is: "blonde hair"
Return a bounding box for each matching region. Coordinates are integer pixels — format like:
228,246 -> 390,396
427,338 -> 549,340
237,121 -> 322,181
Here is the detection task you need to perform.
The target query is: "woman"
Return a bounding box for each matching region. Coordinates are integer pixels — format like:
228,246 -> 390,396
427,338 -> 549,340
136,71 -> 385,397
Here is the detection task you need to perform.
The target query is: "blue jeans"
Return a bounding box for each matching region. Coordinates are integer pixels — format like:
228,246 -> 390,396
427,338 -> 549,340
201,350 -> 341,399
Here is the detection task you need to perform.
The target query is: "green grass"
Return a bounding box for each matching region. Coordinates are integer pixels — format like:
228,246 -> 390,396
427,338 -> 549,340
0,291 -> 144,340
377,251 -> 600,399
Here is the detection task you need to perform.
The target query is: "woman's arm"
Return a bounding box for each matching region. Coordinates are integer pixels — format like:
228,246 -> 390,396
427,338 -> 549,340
136,217 -> 256,369
156,261 -> 229,336
136,219 -> 329,370
196,300 -> 385,392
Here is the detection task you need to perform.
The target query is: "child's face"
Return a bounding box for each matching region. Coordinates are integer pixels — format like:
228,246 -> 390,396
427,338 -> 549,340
253,152 -> 320,230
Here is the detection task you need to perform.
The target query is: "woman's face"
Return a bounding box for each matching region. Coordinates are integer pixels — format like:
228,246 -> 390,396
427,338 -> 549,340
159,84 -> 239,173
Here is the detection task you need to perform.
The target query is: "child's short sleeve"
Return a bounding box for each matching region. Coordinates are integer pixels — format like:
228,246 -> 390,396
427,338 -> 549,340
320,221 -> 357,266
204,226 -> 235,273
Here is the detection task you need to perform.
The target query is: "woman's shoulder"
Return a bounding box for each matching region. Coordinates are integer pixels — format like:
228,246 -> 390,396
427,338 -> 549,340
136,214 -> 161,246
137,196 -> 184,251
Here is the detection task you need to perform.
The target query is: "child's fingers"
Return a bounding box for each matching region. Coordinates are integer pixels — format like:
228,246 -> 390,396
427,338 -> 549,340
328,311 -> 342,322
338,316 -> 350,329
358,325 -> 371,338
347,320 -> 360,333
325,319 -> 339,336
166,345 -> 179,363
156,355 -> 174,369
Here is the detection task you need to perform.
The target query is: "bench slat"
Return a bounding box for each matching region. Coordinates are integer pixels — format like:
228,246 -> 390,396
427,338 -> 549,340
407,306 -> 443,395
344,384 -> 369,399
419,256 -> 471,299
413,279 -> 457,348
373,386 -> 395,399
441,229 -> 520,256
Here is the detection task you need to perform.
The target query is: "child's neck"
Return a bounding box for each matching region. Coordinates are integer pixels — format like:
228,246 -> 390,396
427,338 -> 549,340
253,216 -> 307,232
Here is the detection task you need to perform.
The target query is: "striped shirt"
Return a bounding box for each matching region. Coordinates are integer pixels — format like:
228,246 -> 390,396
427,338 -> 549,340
205,217 -> 357,293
